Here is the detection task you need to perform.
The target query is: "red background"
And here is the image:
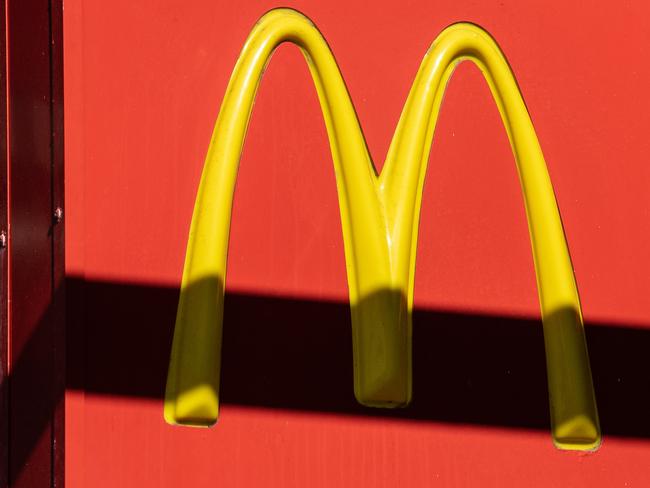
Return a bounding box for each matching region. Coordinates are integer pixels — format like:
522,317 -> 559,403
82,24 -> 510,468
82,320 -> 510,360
64,1 -> 650,486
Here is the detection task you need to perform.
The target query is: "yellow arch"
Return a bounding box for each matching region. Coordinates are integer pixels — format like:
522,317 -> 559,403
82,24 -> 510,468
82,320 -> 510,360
164,8 -> 600,450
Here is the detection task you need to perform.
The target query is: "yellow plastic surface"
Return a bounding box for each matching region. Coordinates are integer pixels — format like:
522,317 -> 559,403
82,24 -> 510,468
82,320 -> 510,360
164,8 -> 600,450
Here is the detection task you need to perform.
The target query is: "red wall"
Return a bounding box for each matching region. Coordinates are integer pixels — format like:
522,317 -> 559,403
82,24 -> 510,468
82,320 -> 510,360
64,1 -> 650,486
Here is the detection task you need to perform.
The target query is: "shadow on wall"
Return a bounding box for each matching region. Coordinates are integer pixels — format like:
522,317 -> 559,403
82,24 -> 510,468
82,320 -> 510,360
11,276 -> 650,481
68,277 -> 649,435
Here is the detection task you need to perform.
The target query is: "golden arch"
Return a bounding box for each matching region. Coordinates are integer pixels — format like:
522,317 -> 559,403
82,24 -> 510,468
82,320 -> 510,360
164,8 -> 600,450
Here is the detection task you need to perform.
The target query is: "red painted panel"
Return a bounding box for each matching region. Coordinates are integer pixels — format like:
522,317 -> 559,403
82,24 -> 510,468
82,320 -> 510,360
7,0 -> 64,486
64,1 -> 650,486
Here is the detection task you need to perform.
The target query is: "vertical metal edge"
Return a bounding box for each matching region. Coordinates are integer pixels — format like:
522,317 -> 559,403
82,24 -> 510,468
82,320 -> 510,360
50,0 -> 65,485
0,0 -> 7,486
7,0 -> 58,484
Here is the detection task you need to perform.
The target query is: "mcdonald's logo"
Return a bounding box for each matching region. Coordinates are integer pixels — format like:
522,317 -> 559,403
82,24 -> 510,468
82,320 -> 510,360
164,8 -> 600,451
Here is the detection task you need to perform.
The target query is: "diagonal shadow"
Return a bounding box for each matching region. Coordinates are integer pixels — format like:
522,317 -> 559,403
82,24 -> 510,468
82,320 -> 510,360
10,276 -> 650,481
69,277 -> 650,435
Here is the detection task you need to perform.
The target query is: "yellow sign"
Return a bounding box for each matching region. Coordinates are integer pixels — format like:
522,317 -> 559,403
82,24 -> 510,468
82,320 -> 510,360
164,8 -> 600,450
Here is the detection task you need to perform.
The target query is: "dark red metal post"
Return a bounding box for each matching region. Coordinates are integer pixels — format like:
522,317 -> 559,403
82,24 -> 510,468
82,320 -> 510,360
4,0 -> 64,486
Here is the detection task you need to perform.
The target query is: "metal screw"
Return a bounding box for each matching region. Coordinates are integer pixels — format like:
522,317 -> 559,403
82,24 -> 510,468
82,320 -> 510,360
54,207 -> 63,224
0,231 -> 6,248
